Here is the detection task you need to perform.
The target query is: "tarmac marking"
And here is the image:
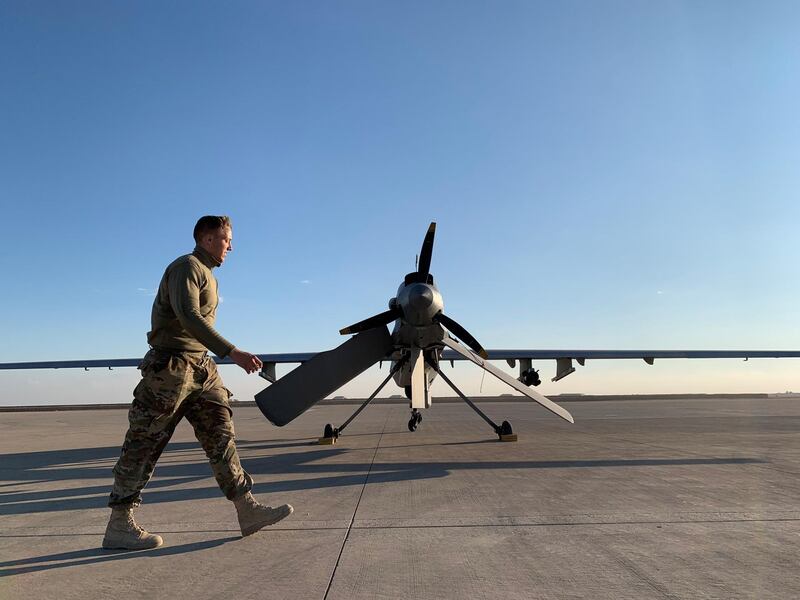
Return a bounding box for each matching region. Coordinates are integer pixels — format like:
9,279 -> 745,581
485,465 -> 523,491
347,517 -> 800,529
4,516 -> 799,539
322,409 -> 392,600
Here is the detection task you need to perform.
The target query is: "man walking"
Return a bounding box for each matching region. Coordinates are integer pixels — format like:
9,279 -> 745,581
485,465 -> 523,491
103,215 -> 292,550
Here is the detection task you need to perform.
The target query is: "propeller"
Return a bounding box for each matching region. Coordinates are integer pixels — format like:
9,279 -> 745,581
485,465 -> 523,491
339,221 -> 487,360
441,336 -> 574,424
434,313 -> 488,359
255,326 -> 394,426
340,307 -> 402,335
417,222 -> 436,277
340,222 -> 438,335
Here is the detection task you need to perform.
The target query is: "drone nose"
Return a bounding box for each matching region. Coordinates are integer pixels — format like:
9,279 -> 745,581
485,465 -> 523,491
407,284 -> 434,310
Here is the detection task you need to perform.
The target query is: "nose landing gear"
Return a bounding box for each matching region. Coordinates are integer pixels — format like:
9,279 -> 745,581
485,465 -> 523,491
408,409 -> 423,432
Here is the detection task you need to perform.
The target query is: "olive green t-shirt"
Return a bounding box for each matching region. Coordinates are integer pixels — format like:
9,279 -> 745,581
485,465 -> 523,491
146,246 -> 235,357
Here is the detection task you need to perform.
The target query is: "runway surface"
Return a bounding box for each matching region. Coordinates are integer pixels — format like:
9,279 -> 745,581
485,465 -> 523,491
1,396 -> 799,599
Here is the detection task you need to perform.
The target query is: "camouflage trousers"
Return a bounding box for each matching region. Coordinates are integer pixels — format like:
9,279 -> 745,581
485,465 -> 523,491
108,348 -> 252,507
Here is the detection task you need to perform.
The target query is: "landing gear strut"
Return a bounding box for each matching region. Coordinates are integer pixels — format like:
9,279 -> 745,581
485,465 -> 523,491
318,358 -> 408,445
426,358 -> 518,442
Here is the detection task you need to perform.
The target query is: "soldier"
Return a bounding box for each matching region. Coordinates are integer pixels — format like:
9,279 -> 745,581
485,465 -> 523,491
103,215 -> 292,550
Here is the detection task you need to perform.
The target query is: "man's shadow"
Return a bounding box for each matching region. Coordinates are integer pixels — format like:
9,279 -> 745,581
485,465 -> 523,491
0,536 -> 240,576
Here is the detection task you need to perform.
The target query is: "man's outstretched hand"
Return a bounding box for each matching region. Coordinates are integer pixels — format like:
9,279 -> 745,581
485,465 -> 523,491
230,348 -> 263,374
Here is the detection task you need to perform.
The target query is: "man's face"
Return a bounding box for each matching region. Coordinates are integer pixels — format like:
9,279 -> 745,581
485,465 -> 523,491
204,226 -> 233,264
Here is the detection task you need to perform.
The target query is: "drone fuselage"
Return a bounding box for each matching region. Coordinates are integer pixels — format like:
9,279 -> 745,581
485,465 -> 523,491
390,278 -> 445,392
334,223 -> 490,409
394,277 -> 443,326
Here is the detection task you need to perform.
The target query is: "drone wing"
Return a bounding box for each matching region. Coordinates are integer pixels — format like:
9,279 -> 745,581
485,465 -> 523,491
468,349 -> 800,383
0,352 -> 320,371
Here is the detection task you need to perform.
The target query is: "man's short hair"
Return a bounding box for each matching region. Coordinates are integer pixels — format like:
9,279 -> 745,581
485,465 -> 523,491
193,215 -> 232,242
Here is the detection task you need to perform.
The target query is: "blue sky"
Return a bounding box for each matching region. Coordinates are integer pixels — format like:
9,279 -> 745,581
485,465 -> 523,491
1,1 -> 799,405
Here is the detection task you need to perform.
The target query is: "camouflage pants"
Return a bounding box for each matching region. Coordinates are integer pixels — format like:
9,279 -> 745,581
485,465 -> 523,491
108,348 -> 252,507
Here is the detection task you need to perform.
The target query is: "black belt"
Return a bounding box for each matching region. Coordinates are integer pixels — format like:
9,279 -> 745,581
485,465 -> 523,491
150,346 -> 208,359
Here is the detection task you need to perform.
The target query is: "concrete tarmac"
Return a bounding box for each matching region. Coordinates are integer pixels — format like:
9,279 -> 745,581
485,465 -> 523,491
1,396 -> 799,599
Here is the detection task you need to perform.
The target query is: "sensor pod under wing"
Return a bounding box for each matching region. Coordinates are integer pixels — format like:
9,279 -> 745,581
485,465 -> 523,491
255,326 -> 394,426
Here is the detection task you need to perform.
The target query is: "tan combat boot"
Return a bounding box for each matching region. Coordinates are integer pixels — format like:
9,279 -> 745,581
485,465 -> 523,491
102,507 -> 163,550
234,492 -> 293,537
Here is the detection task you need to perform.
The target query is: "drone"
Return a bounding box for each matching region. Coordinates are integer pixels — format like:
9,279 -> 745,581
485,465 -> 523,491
4,223 -> 798,443
255,222 -> 574,443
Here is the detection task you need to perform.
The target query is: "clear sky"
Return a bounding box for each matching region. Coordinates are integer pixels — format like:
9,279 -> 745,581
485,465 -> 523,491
1,1 -> 799,406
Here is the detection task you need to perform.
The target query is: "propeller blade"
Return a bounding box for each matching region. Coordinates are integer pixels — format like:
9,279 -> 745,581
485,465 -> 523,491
417,222 -> 436,277
441,336 -> 574,424
340,307 -> 401,335
435,313 -> 488,359
255,326 -> 394,426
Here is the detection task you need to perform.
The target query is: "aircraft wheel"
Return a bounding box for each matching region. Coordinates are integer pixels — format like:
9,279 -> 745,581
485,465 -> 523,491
499,421 -> 513,436
324,424 -> 335,439
408,418 -> 417,432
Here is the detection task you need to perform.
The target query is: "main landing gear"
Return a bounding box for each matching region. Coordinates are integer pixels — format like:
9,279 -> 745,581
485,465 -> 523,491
497,420 -> 516,442
318,423 -> 338,445
426,358 -> 518,442
318,357 -> 409,445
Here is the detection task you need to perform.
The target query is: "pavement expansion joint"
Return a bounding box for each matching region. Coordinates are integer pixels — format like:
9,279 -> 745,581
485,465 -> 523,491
322,411 -> 391,600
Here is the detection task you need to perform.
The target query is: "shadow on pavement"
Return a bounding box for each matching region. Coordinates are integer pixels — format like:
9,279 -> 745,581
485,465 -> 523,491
0,536 -> 240,576
0,436 -> 768,515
